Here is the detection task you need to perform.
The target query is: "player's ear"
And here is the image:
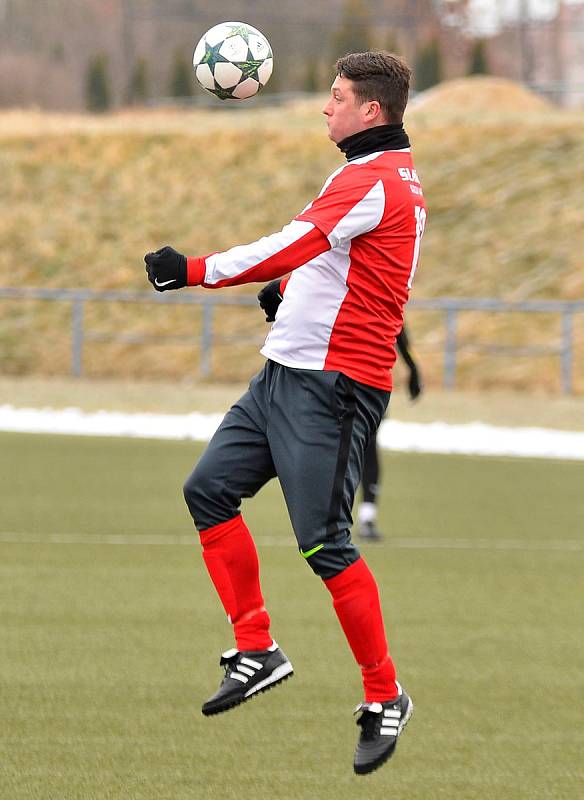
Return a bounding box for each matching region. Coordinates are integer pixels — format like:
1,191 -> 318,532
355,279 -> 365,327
365,100 -> 381,119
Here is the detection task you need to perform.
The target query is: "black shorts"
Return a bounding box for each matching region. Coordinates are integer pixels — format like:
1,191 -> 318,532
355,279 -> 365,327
183,361 -> 390,578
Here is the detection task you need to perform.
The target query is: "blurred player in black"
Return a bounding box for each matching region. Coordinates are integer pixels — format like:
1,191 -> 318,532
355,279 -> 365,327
258,282 -> 423,542
358,325 -> 423,541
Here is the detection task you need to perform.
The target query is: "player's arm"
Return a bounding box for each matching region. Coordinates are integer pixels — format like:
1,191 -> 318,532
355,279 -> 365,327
144,222 -> 329,293
145,164 -> 382,293
396,324 -> 423,401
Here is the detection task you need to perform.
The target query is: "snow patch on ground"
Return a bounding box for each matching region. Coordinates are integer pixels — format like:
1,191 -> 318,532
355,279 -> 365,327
1,405 -> 583,461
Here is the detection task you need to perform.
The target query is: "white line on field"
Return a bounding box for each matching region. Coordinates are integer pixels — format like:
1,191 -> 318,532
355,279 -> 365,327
0,532 -> 581,552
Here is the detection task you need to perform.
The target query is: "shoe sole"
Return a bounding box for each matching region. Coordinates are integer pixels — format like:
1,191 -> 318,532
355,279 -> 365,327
202,662 -> 294,717
354,696 -> 414,776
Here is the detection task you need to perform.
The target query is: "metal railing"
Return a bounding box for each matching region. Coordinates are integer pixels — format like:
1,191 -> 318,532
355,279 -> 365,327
410,296 -> 584,393
1,287 -> 583,393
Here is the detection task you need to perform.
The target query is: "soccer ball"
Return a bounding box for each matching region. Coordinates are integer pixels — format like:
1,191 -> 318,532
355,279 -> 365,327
192,22 -> 273,101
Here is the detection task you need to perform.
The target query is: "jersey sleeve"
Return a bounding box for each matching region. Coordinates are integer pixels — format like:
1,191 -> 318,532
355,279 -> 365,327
186,220 -> 330,288
295,163 -> 386,248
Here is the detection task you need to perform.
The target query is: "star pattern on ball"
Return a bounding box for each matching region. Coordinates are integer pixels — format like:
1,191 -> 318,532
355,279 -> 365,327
238,58 -> 267,81
225,24 -> 251,42
201,40 -> 230,67
213,86 -> 239,101
193,22 -> 273,101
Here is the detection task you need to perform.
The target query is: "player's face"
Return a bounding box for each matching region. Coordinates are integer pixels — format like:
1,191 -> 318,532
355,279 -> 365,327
322,76 -> 370,143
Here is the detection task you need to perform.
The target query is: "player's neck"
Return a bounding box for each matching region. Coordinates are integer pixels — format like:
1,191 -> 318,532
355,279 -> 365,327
338,124 -> 410,161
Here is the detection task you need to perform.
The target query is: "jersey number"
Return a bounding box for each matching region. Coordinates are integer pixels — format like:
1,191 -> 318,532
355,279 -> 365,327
408,205 -> 426,289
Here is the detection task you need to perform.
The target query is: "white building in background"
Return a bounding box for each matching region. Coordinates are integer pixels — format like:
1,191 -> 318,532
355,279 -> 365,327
557,1 -> 584,106
439,0 -> 584,106
461,0 -> 582,34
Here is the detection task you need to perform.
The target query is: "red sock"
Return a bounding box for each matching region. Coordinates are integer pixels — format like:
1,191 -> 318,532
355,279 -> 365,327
199,515 -> 272,652
324,557 -> 398,702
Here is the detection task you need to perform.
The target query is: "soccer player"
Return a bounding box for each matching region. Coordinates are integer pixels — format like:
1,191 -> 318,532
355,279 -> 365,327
259,278 -> 424,542
144,51 -> 426,776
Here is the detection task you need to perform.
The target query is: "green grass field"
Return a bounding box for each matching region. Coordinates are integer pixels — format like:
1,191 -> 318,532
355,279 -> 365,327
1,431 -> 583,799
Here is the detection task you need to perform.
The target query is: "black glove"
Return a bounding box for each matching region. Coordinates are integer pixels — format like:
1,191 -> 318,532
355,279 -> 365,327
408,365 -> 423,401
144,246 -> 187,292
257,279 -> 283,322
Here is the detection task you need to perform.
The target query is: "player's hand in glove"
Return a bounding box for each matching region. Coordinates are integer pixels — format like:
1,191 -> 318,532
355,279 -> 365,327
144,246 -> 187,292
257,279 -> 283,322
408,365 -> 423,401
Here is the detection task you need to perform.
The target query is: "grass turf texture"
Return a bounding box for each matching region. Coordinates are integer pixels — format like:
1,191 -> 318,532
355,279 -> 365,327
1,432 -> 583,799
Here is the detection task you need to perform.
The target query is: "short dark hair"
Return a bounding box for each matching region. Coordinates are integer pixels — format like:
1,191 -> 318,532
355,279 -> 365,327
335,51 -> 411,123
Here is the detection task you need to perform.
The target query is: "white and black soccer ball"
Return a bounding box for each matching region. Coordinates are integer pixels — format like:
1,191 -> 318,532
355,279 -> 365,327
192,21 -> 273,101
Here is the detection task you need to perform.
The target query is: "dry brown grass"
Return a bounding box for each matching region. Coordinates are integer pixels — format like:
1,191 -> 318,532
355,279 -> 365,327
410,75 -> 551,118
1,81 -> 583,391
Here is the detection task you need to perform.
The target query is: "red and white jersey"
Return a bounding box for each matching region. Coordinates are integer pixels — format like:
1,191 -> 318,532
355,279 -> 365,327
187,148 -> 426,390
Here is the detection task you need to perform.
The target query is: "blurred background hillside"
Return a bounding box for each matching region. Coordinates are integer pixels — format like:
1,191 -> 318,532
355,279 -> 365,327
0,1 -> 583,396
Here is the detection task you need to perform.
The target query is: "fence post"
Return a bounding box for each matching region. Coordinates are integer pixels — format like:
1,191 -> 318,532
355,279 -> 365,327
200,301 -> 214,378
444,307 -> 457,389
560,308 -> 573,395
71,298 -> 84,377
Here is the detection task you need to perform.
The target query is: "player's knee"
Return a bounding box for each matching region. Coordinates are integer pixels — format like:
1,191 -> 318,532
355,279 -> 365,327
299,533 -> 360,579
303,553 -> 334,578
183,463 -> 239,530
182,464 -> 213,519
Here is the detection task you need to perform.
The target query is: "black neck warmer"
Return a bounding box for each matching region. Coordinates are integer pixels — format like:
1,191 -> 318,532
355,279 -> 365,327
337,123 -> 410,161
